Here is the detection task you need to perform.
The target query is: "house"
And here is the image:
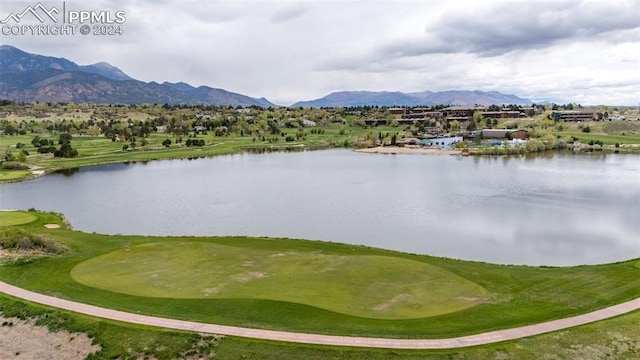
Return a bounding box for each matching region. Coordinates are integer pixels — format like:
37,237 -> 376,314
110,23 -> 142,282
193,125 -> 207,133
195,113 -> 212,120
395,137 -> 420,146
302,119 -> 317,127
480,129 -> 530,140
156,125 -> 167,133
419,136 -> 463,149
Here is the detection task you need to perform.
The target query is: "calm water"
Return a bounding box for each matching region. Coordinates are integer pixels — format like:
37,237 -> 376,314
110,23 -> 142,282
1,150 -> 638,266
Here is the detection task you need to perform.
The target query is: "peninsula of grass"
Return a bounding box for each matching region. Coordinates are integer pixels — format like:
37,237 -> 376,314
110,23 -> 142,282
0,210 -> 37,226
0,210 -> 639,339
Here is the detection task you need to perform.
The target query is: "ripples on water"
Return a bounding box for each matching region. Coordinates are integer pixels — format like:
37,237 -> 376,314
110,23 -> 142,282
0,150 -> 638,266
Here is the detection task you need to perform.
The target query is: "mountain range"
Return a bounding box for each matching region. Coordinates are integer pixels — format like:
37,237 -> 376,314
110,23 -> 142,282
0,45 -> 274,106
292,90 -> 533,107
0,45 -> 534,107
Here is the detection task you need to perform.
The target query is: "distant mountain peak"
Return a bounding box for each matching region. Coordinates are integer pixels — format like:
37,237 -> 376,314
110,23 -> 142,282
0,45 -> 274,106
293,90 -> 532,107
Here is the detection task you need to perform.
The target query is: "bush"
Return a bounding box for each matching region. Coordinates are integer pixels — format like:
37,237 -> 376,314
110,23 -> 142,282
53,143 -> 78,158
582,126 -> 591,133
1,161 -> 29,170
37,146 -> 56,154
0,228 -> 64,254
185,139 -> 205,147
285,135 -> 295,142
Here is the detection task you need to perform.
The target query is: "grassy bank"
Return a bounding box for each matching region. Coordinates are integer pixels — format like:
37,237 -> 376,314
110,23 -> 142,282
1,280 -> 640,359
0,211 -> 639,340
0,125 -> 405,182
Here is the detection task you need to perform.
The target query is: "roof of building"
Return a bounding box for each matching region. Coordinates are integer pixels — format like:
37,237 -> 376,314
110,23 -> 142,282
442,105 -> 486,111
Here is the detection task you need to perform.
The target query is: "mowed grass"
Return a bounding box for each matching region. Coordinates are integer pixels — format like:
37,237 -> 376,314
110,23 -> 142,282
0,210 -> 37,226
71,242 -> 487,319
2,292 -> 640,359
0,169 -> 33,181
0,211 -> 639,338
0,123 -> 402,182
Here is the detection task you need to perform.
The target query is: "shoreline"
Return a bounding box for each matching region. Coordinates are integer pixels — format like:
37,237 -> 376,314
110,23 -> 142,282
355,146 -> 462,155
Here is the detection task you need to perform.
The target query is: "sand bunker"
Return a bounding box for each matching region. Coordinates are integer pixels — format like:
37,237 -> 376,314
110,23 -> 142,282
0,316 -> 101,360
44,224 -> 61,229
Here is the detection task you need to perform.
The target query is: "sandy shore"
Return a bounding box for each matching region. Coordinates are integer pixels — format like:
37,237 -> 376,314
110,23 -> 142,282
355,146 -> 461,155
0,316 -> 100,360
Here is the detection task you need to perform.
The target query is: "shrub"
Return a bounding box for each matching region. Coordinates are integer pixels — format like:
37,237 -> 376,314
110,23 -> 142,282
1,161 -> 29,170
0,228 -> 64,254
582,126 -> 591,133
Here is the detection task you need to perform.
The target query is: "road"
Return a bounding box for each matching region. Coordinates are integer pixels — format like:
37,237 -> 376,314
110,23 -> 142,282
0,281 -> 638,349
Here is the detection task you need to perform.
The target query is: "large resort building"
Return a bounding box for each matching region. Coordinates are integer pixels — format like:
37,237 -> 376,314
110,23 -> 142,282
551,110 -> 601,122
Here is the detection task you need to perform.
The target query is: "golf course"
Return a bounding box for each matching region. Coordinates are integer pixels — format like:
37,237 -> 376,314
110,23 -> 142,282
0,210 -> 639,338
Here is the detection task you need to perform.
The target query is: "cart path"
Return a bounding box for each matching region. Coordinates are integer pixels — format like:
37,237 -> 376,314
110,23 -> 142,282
1,281 -> 638,349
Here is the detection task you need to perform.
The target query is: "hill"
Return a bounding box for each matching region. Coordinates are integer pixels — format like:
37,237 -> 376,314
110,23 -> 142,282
0,45 -> 274,106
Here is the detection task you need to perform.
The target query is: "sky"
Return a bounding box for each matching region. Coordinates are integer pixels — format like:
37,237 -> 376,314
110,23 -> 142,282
1,0 -> 639,105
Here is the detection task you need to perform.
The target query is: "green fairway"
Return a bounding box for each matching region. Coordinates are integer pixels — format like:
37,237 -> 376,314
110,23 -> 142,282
71,242 -> 487,319
0,210 -> 38,226
1,211 -> 639,338
0,169 -> 33,182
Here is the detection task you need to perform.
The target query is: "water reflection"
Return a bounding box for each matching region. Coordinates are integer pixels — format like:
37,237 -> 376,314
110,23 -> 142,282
56,167 -> 80,177
1,150 -> 638,266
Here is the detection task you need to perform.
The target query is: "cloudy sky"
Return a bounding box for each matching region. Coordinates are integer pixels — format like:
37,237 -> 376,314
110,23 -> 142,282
2,0 -> 639,105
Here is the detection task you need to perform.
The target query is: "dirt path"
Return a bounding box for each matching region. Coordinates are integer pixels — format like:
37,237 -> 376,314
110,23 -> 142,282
0,281 -> 638,349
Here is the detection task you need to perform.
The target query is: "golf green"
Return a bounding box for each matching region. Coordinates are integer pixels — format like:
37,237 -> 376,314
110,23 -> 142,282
71,241 -> 488,319
0,211 -> 38,226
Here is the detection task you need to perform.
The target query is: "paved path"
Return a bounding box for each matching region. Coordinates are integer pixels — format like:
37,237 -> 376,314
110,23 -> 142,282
0,281 -> 638,349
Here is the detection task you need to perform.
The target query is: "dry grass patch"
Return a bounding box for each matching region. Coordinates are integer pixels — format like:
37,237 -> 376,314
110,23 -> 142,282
0,315 -> 101,360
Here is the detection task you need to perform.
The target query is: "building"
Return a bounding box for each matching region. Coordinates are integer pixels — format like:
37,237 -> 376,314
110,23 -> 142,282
388,107 -> 406,117
402,111 -> 443,120
551,110 -> 600,122
441,105 -> 486,118
364,119 -> 387,126
481,111 -> 523,119
480,129 -> 530,140
419,136 -> 463,149
195,113 -> 211,120
395,137 -> 420,146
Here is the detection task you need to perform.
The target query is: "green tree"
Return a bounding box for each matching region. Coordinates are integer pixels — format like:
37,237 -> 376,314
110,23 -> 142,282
31,136 -> 42,147
2,147 -> 13,162
58,133 -> 72,144
449,120 -> 461,132
472,111 -> 484,125
466,120 -> 477,132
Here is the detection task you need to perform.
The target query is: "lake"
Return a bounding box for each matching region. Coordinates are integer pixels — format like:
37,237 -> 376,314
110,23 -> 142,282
1,149 -> 638,266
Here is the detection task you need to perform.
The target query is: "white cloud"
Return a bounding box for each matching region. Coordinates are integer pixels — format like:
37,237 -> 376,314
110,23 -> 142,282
2,0 -> 638,105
